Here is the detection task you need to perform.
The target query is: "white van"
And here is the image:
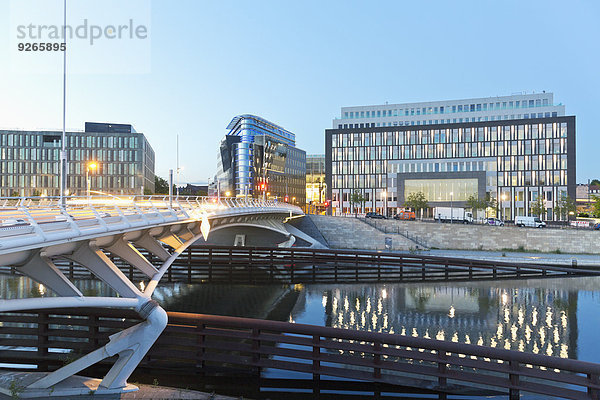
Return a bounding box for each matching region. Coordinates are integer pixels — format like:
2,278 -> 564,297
515,216 -> 546,228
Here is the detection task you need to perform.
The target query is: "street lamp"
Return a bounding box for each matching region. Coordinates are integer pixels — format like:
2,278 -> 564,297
86,162 -> 97,199
450,191 -> 454,224
501,193 -> 507,222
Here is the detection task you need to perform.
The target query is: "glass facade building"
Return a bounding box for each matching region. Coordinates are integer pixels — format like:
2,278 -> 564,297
0,122 -> 155,197
333,92 -> 564,129
213,115 -> 306,205
325,116 -> 576,221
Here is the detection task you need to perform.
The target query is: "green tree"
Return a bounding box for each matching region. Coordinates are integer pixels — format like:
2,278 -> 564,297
530,196 -> 546,218
350,190 -> 365,217
405,191 -> 429,219
466,194 -> 486,219
590,179 -> 600,186
592,195 -> 600,218
554,194 -> 576,221
154,176 -> 169,194
485,193 -> 497,218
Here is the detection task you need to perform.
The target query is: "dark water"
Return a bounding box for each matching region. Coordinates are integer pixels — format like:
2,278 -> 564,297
152,277 -> 600,364
3,274 -> 600,398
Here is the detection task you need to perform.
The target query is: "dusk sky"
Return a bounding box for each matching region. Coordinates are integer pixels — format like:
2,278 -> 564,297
1,0 -> 599,183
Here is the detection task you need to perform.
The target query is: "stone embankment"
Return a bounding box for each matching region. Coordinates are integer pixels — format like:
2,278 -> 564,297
309,216 -> 600,254
307,215 -> 421,251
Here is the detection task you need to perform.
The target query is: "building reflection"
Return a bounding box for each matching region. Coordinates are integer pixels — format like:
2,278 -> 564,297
302,284 -> 577,359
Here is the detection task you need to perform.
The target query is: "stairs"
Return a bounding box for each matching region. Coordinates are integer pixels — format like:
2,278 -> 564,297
308,215 -> 422,251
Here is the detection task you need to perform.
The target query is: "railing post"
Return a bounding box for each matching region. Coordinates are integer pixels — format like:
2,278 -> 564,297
509,360 -> 520,400
355,253 -> 359,282
312,334 -> 321,395
437,351 -> 448,400
187,247 -> 192,284
588,373 -> 600,398
208,247 -> 213,282
373,340 -> 381,380
37,311 -> 49,372
252,328 -> 261,376
334,253 -> 338,282
290,250 -> 295,283
270,249 -> 274,283
196,322 -> 205,377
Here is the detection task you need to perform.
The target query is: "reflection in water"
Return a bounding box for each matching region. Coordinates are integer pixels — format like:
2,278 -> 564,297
302,283 -> 578,360
3,274 -> 600,362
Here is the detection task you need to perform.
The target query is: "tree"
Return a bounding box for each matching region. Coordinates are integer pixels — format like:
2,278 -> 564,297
591,179 -> 600,186
404,192 -> 429,219
554,194 -> 576,221
466,194 -> 486,219
530,196 -> 546,218
350,190 -> 365,217
485,193 -> 497,218
592,195 -> 600,218
154,176 -> 169,194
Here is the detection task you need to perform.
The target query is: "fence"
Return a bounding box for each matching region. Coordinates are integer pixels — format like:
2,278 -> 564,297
1,309 -> 599,399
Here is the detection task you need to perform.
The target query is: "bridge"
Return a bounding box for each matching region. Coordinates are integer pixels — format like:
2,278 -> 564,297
2,196 -> 600,399
0,195 -> 303,397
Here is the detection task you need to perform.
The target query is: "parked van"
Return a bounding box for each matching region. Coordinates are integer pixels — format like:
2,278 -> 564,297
515,216 -> 546,228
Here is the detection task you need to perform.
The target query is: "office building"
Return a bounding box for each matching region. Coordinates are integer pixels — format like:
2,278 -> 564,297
213,114 -> 306,204
0,122 -> 155,197
326,112 -> 576,221
306,154 -> 327,212
333,92 -> 564,129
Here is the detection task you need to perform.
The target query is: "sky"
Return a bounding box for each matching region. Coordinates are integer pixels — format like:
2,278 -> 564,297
0,0 -> 599,184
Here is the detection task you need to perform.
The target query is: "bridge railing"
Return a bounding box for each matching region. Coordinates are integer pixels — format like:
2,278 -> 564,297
1,308 -> 598,399
0,196 -> 302,243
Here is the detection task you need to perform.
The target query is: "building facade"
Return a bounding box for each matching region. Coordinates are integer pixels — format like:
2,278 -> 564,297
306,154 -> 327,213
326,116 -> 576,221
333,92 -> 564,129
0,122 -> 155,197
213,114 -> 306,205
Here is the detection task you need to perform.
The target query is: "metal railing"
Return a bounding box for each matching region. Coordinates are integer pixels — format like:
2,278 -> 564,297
0,195 -> 303,252
1,308 -> 599,399
20,246 -> 599,284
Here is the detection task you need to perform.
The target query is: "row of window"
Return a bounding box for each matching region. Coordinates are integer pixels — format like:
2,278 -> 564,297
332,124 -> 568,148
339,112 -> 559,128
0,161 -> 142,176
331,139 -> 567,165
0,132 -> 141,149
1,148 -> 142,163
342,98 -> 553,119
0,174 -> 140,190
331,169 -> 567,191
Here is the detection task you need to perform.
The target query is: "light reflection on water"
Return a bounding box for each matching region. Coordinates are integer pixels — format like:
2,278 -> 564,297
2,274 -> 600,363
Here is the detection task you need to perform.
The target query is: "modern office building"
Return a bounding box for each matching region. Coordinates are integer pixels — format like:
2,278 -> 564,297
333,92 -> 564,129
0,122 -> 155,197
306,154 -> 327,212
213,114 -> 306,205
326,113 -> 576,221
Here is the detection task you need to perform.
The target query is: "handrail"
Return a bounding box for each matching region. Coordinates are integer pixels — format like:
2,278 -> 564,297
1,308 -> 597,399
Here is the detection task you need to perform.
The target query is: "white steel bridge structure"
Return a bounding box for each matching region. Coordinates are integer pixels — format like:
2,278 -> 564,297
0,195 -> 303,397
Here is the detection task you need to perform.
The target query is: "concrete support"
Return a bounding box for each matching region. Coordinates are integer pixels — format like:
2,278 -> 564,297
18,252 -> 82,297
106,237 -> 157,278
67,241 -> 141,298
133,232 -> 171,261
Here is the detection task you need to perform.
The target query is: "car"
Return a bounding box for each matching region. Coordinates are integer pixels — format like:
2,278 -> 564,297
515,216 -> 546,228
394,211 -> 416,220
365,212 -> 386,219
594,222 -> 600,231
486,218 -> 504,226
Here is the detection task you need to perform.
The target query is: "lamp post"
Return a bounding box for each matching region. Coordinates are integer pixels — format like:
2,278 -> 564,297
86,162 -> 97,199
450,191 -> 454,224
501,193 -> 507,222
